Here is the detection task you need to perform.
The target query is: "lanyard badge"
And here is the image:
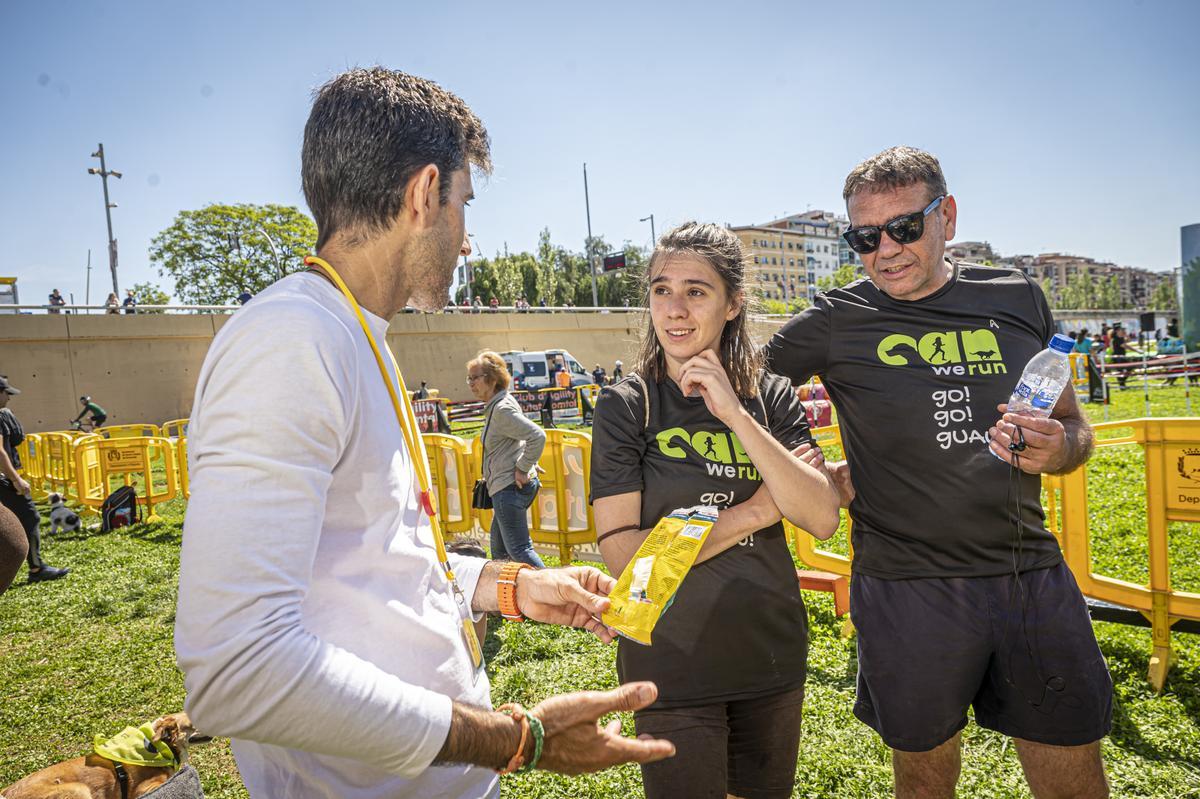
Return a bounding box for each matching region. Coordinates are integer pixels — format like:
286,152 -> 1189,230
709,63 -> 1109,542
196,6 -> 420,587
305,256 -> 484,674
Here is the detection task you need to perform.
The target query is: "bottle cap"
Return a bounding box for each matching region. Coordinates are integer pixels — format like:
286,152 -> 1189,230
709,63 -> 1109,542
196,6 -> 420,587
1048,333 -> 1074,354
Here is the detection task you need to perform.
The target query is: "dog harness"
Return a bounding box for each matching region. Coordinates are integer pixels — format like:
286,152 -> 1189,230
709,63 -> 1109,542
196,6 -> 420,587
93,722 -> 179,798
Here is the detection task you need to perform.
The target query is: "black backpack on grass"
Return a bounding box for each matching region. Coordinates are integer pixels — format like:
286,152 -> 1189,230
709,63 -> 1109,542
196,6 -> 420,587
101,485 -> 141,531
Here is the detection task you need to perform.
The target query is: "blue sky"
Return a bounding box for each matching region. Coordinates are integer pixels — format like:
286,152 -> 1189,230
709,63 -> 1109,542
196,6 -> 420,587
4,0 -> 1198,306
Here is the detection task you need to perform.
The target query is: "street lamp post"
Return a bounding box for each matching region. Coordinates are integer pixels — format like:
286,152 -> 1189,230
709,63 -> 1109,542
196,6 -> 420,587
254,226 -> 284,279
639,214 -> 656,247
583,163 -> 599,308
87,143 -> 122,297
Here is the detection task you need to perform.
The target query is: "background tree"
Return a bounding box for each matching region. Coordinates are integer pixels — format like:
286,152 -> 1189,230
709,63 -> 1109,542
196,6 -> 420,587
1058,273 -> 1097,310
149,203 -> 317,305
1097,275 -> 1123,309
129,281 -> 171,314
758,296 -> 809,315
817,263 -> 862,293
1039,278 -> 1057,305
1151,279 -> 1178,311
535,228 -> 558,306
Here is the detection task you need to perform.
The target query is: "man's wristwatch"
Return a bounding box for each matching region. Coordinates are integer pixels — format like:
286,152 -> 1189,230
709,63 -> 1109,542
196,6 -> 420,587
497,562 -> 533,621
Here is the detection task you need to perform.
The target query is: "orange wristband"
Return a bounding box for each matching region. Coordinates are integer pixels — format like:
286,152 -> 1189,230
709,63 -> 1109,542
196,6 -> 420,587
497,562 -> 533,621
495,703 -> 529,774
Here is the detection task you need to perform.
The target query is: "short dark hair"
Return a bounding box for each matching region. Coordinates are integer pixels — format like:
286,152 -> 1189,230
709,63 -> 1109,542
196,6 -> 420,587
843,145 -> 947,204
302,67 -> 492,249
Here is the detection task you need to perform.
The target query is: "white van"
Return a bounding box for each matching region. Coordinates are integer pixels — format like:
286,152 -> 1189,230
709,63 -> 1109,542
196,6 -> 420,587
500,349 -> 591,390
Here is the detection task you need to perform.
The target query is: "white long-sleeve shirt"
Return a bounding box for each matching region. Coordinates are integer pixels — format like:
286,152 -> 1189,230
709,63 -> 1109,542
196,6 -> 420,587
174,273 -> 497,799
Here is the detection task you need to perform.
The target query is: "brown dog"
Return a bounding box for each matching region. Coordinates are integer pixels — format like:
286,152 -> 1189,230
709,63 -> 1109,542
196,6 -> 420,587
2,712 -> 210,799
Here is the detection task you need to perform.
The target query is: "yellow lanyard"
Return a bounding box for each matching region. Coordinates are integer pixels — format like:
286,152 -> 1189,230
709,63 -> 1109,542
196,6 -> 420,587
303,257 -> 460,587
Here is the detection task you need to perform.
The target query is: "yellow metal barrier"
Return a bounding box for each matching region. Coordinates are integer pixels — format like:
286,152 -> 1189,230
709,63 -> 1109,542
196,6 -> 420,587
177,436 -> 190,500
468,435 -> 493,533
101,423 -> 162,439
532,429 -> 595,563
1069,352 -> 1090,389
72,436 -> 178,522
15,433 -> 48,498
41,432 -> 78,498
577,384 -> 601,415
792,418 -> 1200,690
468,429 -> 595,562
784,424 -> 855,578
161,419 -> 189,439
1052,418 -> 1200,691
422,433 -> 475,536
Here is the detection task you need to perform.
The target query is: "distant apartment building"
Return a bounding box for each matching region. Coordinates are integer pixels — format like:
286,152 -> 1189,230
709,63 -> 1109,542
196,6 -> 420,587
729,225 -> 808,302
731,210 -> 860,302
1018,253 -> 1172,308
946,241 -> 997,264
947,242 -> 1172,308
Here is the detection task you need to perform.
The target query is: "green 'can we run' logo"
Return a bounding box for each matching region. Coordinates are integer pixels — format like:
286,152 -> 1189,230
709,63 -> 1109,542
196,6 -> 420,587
876,329 -> 1008,376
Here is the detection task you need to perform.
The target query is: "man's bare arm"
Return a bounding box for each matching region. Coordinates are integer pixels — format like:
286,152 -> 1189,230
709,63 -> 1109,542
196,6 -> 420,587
434,702 -> 523,770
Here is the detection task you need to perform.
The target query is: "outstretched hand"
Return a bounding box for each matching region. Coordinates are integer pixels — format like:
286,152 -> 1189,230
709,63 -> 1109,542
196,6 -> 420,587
531,682 -> 676,775
516,566 -> 619,643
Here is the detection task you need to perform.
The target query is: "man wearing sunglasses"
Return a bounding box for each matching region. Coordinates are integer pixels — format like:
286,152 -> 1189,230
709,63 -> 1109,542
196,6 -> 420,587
766,147 -> 1110,798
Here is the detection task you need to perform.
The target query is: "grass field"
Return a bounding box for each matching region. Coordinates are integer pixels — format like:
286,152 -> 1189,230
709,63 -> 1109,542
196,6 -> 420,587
2,387 -> 1199,797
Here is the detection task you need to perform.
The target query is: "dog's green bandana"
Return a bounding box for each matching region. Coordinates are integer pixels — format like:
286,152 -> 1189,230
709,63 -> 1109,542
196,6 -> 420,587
94,723 -> 178,768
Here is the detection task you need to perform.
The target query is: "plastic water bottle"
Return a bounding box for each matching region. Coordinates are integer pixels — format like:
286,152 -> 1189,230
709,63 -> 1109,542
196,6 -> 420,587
1007,333 -> 1076,417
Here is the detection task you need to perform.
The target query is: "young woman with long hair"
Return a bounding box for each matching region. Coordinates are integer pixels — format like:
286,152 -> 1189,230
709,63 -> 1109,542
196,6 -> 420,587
590,221 -> 840,799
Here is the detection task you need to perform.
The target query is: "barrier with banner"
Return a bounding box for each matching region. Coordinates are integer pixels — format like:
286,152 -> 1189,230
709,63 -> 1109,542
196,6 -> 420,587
72,436 -> 179,522
467,428 -> 595,562
413,399 -> 447,434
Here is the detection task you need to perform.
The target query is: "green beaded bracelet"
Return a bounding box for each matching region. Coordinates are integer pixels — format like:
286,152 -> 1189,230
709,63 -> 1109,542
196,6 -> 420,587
522,712 -> 545,772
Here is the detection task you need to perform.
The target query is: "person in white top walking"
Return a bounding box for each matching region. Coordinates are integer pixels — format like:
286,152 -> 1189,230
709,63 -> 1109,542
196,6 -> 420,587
174,67 -> 674,799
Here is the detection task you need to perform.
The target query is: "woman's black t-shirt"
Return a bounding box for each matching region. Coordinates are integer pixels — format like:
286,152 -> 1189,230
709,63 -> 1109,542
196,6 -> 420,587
590,372 -> 812,707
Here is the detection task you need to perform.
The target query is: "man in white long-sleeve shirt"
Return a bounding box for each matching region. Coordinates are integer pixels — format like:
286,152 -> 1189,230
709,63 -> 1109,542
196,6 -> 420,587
174,67 -> 674,799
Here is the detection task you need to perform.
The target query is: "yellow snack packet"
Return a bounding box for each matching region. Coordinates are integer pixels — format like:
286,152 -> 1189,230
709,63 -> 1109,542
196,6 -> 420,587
601,506 -> 718,645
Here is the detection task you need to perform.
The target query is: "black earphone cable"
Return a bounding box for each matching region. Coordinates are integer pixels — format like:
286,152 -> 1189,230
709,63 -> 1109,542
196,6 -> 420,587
1001,422 -> 1065,714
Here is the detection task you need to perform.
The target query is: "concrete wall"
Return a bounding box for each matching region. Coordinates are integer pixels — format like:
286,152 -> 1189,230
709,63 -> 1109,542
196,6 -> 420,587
0,312 -> 791,433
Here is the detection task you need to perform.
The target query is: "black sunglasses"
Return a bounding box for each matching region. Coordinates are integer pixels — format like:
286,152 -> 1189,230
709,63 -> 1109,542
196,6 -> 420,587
842,195 -> 945,254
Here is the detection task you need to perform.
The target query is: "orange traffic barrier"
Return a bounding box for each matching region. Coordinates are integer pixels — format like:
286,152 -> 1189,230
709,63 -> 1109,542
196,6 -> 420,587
797,569 -> 850,617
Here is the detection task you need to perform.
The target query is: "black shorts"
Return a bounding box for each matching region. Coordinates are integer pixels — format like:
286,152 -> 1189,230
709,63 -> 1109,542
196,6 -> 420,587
634,685 -> 805,799
851,562 -> 1112,752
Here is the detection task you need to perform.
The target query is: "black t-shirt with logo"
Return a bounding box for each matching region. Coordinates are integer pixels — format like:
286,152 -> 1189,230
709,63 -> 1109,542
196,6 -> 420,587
764,262 -> 1063,580
590,372 -> 812,707
0,408 -> 24,482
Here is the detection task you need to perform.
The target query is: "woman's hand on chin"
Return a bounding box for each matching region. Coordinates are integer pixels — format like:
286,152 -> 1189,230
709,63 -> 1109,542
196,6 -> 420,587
678,349 -> 743,426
